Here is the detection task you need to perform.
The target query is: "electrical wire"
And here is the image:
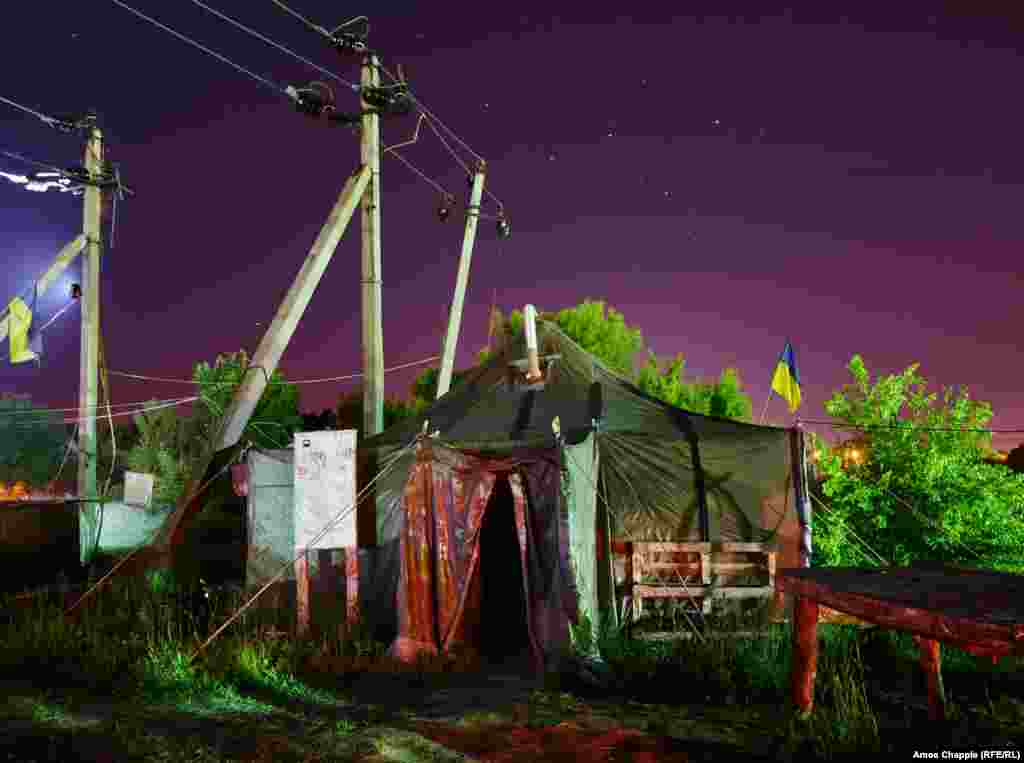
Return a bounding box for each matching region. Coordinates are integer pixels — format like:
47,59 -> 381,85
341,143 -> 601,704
386,149 -> 452,197
0,94 -> 65,129
106,355 -> 441,386
416,107 -> 504,214
35,298 -> 79,334
51,424 -> 80,488
377,62 -> 505,213
0,149 -> 68,175
107,0 -> 287,97
268,0 -> 331,37
186,0 -> 359,92
98,332 -> 116,498
807,492 -> 889,567
381,112 -> 426,155
262,5 -> 507,216
0,396 -> 197,421
420,111 -> 473,176
798,418 -> 1024,435
0,397 -> 201,431
378,63 -> 483,163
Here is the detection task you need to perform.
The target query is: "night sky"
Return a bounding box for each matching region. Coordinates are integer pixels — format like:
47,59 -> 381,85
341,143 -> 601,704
1,2 -> 1022,451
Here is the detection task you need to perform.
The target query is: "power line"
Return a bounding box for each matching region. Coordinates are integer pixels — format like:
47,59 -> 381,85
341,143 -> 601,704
107,0 -> 287,96
186,0 -> 359,93
397,86 -> 505,214
0,94 -> 68,130
798,418 -> 1024,435
378,62 -> 483,163
0,149 -> 67,175
386,149 -> 452,198
378,64 -> 508,215
268,0 -> 331,37
0,397 -> 200,431
105,354 -> 440,386
0,396 -> 198,421
420,110 -> 473,176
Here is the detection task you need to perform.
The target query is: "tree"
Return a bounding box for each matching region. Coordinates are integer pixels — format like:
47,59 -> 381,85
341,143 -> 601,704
124,403 -> 198,507
503,299 -> 643,376
335,387 -> 417,439
1006,444 -> 1024,475
408,364 -> 478,411
635,353 -> 754,421
192,350 -> 304,452
812,355 -> 1024,573
0,396 -> 69,487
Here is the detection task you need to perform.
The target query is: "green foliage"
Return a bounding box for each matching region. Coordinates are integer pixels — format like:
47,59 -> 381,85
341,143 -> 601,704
635,353 -> 753,421
407,366 -> 473,411
124,403 -> 200,507
0,397 -> 67,486
505,299 -> 643,375
813,355 -> 1024,572
192,350 -> 303,451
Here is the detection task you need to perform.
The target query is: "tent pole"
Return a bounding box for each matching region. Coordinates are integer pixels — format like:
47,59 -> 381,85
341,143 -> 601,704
790,426 -> 813,567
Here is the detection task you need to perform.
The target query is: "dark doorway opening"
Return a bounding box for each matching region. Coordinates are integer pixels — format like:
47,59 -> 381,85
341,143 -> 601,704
477,475 -> 531,665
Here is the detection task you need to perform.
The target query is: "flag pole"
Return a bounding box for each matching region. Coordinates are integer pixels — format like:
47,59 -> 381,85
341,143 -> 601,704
758,393 -> 772,425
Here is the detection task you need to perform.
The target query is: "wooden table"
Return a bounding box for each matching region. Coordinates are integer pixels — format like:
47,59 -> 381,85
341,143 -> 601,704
776,564 -> 1024,721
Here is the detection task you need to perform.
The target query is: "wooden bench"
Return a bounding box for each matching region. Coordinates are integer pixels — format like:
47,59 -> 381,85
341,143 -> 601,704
614,541 -> 777,622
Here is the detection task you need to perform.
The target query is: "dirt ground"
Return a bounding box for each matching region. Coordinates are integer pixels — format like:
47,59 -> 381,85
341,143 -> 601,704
0,667 -> 794,762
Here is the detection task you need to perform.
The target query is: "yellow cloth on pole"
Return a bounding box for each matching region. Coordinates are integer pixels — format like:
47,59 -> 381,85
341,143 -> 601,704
7,297 -> 38,364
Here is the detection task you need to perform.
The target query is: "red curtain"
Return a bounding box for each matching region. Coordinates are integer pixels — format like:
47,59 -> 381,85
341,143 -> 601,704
391,448 -> 497,661
390,443 -> 569,668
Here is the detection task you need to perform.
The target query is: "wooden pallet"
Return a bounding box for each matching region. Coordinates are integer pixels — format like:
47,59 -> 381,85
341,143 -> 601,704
615,541 -> 777,620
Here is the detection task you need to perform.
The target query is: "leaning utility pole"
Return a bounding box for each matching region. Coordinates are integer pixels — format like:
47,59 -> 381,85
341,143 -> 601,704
78,122 -> 103,564
436,162 -> 486,399
214,166 -> 373,453
151,165 -> 371,556
360,54 -> 385,436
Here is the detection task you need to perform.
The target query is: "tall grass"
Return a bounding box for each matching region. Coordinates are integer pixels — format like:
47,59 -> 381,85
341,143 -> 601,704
3,575 -> 1022,760
576,600 -> 882,755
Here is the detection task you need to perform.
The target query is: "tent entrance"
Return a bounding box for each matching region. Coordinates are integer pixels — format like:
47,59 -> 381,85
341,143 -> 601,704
477,474 -> 531,664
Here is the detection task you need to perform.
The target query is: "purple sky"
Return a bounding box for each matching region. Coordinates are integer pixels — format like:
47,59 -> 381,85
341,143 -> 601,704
1,2 -> 1022,451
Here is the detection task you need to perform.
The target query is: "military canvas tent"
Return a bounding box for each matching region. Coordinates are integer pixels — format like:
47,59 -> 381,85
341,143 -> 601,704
244,320 -> 806,669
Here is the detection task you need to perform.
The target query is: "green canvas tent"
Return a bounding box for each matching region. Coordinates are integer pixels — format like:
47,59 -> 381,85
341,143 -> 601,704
243,320 -> 806,668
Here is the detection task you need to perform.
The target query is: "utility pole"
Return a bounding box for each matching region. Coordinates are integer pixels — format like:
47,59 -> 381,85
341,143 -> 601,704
214,166 -> 372,452
153,165 -> 371,555
436,162 -> 486,399
360,54 -> 385,436
78,122 -> 103,565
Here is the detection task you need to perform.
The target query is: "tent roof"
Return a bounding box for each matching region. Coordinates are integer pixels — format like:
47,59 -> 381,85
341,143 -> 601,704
362,320 -> 788,453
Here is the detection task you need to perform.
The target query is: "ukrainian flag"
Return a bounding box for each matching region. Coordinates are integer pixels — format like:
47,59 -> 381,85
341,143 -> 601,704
771,340 -> 801,413
7,297 -> 38,364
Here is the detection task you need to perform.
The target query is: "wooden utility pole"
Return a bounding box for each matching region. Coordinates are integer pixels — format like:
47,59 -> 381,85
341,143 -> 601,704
213,166 -> 372,453
437,163 -> 486,399
78,124 -> 103,565
151,165 -> 371,558
360,55 -> 385,436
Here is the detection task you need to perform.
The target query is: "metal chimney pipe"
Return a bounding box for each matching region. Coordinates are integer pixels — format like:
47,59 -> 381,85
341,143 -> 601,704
524,304 -> 542,381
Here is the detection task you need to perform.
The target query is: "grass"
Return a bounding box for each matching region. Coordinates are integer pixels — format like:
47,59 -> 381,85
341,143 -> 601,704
1,574 -> 1022,761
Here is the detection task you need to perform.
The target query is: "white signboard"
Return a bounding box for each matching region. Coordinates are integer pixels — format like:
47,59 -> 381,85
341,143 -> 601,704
293,430 -> 357,550
123,471 -> 154,508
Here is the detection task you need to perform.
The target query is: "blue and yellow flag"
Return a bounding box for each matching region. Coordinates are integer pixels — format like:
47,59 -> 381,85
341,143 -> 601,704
7,296 -> 38,364
770,340 -> 801,413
